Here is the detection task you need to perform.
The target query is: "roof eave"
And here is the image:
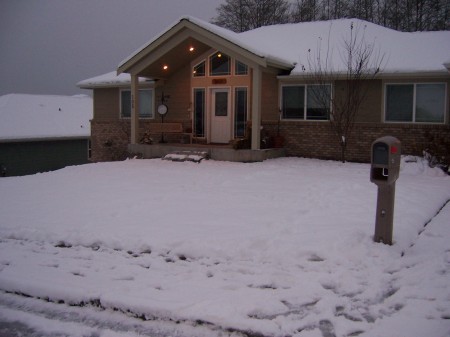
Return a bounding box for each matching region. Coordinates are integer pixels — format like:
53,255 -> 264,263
266,59 -> 295,71
278,69 -> 450,80
117,18 -> 189,75
77,81 -> 154,90
377,70 -> 450,79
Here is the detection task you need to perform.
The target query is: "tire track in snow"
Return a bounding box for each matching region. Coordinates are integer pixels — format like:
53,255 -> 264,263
402,198 -> 450,256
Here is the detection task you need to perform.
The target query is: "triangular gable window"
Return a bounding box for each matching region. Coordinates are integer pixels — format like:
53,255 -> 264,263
210,52 -> 230,76
193,61 -> 205,77
235,60 -> 248,75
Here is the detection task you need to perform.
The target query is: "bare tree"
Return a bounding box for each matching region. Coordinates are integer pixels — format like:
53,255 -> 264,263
213,0 -> 449,32
211,0 -> 291,32
292,0 -> 319,22
306,22 -> 384,162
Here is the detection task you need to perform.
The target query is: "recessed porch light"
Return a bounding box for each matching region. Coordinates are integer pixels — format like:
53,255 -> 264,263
189,46 -> 195,52
163,65 -> 169,70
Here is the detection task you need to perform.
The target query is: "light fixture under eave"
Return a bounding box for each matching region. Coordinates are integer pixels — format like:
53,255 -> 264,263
163,65 -> 169,70
189,46 -> 195,52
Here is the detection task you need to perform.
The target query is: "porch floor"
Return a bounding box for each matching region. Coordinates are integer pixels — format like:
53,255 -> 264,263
128,143 -> 286,163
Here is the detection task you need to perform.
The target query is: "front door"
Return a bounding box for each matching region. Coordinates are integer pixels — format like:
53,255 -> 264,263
210,88 -> 231,143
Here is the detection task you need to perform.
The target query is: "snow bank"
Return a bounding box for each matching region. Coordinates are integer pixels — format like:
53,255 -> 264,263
0,158 -> 449,337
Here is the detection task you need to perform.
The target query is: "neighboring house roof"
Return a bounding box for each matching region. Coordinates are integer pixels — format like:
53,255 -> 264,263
444,59 -> 450,72
0,94 -> 92,142
118,16 -> 450,78
77,71 -> 154,89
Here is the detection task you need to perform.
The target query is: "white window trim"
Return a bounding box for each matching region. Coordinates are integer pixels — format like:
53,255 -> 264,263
208,51 -> 231,77
384,82 -> 447,124
192,87 -> 207,138
119,88 -> 155,119
192,52 -> 250,79
234,60 -> 249,76
193,60 -> 206,77
280,83 -> 332,121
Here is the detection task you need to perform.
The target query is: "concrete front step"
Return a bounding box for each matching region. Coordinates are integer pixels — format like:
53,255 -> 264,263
162,151 -> 209,163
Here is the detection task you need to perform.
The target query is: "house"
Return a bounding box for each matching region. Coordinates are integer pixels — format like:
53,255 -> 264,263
78,17 -> 450,163
0,94 -> 92,176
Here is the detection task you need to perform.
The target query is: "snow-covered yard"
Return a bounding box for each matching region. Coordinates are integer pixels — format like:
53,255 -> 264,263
0,157 -> 449,337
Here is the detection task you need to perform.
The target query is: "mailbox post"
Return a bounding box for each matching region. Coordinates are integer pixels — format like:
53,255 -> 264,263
370,136 -> 401,245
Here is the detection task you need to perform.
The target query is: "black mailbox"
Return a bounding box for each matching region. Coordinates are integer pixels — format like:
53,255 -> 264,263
370,136 -> 401,186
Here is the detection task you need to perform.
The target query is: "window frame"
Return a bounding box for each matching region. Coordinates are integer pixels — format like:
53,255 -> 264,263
193,87 -> 206,137
120,88 -> 154,119
193,60 -> 206,77
384,82 -> 447,124
209,51 -> 231,76
280,84 -> 332,121
234,87 -> 248,138
192,53 -> 250,79
235,60 -> 249,76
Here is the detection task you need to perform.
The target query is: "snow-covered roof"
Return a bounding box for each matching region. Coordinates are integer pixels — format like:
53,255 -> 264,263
0,94 -> 92,141
77,71 -> 154,89
118,16 -> 450,77
237,19 -> 450,75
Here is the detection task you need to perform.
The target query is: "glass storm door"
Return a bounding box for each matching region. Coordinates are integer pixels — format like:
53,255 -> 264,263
210,88 -> 231,143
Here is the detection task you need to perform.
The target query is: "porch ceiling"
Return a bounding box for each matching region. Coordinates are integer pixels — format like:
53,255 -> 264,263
137,37 -> 211,79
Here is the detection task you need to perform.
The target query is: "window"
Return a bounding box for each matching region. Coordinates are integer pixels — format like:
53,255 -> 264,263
210,52 -> 230,76
193,61 -> 205,77
307,85 -> 331,120
88,139 -> 92,159
282,86 -> 304,119
235,60 -> 248,75
282,85 -> 331,120
385,83 -> 446,123
235,88 -> 247,137
121,89 -> 153,118
215,92 -> 228,116
193,88 -> 205,137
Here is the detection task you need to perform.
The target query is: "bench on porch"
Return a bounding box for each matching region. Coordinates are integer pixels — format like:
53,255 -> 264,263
145,123 -> 192,144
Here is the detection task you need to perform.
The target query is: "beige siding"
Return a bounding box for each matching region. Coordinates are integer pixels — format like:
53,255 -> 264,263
355,80 -> 382,123
261,71 -> 279,121
93,88 -> 120,120
154,64 -> 192,122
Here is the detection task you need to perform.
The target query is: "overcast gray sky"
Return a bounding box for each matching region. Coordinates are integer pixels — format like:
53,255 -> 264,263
0,0 -> 222,96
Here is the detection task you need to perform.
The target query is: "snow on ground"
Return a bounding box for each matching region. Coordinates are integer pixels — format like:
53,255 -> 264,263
0,157 -> 449,337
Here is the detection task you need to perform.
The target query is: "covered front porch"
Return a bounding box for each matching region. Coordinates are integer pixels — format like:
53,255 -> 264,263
117,17 -> 292,156
128,143 -> 286,163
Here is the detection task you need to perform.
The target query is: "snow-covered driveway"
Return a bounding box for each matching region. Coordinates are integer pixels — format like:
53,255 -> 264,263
0,158 -> 449,337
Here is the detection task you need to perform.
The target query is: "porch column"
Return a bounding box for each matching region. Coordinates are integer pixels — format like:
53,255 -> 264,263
251,66 -> 262,150
130,74 -> 139,144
